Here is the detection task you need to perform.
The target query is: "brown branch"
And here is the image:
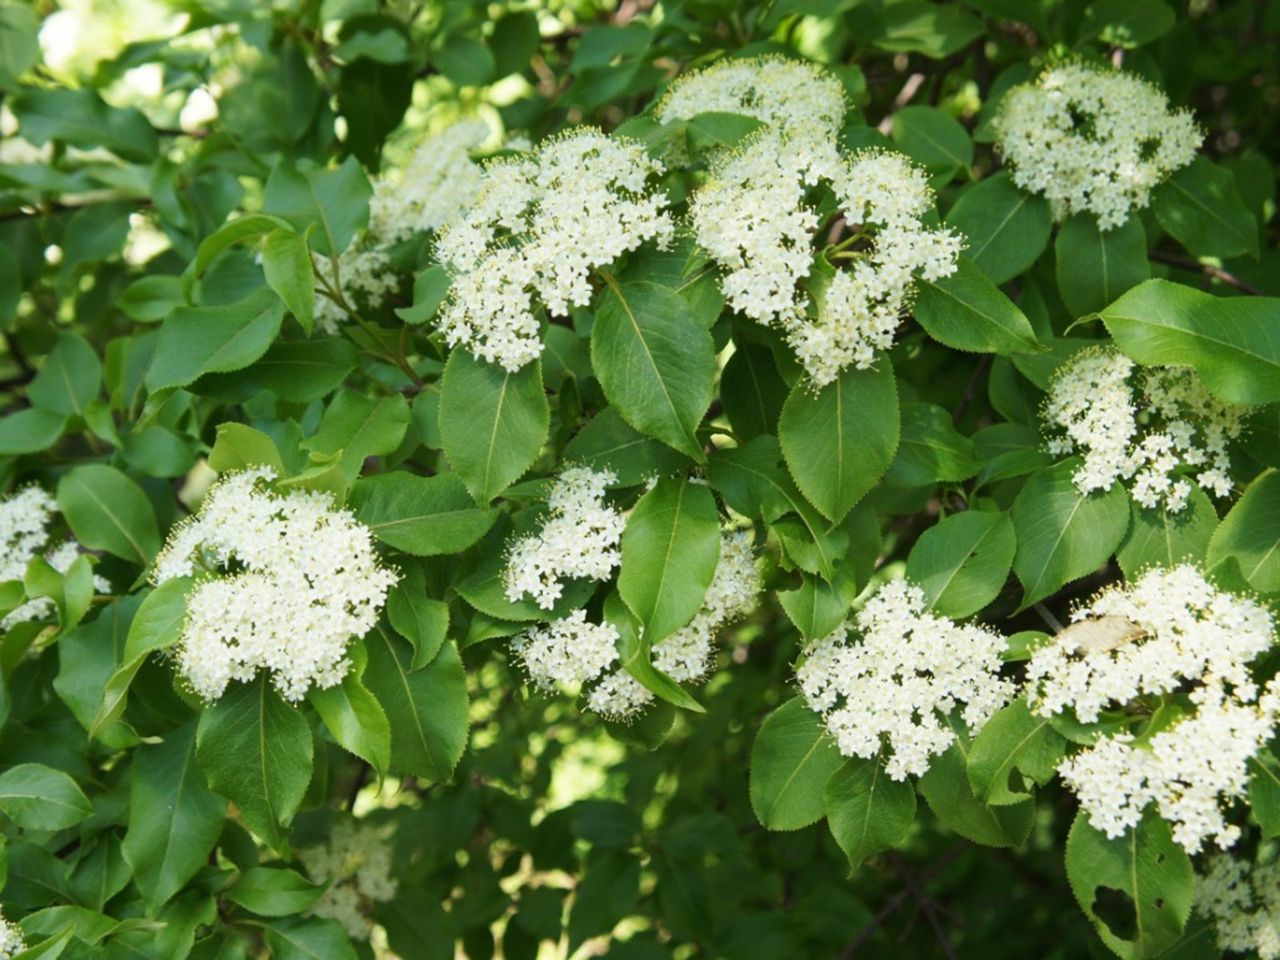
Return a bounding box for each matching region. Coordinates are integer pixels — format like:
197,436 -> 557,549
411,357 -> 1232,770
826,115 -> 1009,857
839,842 -> 968,959
1147,249 -> 1264,296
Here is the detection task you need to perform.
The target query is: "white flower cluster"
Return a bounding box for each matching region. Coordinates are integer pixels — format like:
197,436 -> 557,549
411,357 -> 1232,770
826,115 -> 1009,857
1027,565 -> 1279,852
511,608 -> 622,692
1197,853 -> 1280,959
153,467 -> 397,702
299,820 -> 398,940
1043,346 -> 1249,512
797,579 -> 1013,780
369,118 -> 487,244
313,240 -> 397,335
435,128 -> 675,370
587,527 -> 761,718
691,129 -> 961,386
504,466 -> 625,609
0,486 -> 109,629
654,55 -> 847,144
0,911 -> 23,960
993,62 -> 1200,229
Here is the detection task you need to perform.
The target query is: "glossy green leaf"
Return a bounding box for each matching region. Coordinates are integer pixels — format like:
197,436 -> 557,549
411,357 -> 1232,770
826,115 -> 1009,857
749,699 -> 843,831
944,171 -> 1052,284
824,757 -> 916,873
349,471 -> 495,557
57,464 -> 161,566
1206,469 -> 1280,593
0,764 -> 92,831
1152,156 -> 1259,260
1055,214 -> 1150,318
906,509 -> 1016,618
146,288 -> 285,392
914,256 -> 1042,355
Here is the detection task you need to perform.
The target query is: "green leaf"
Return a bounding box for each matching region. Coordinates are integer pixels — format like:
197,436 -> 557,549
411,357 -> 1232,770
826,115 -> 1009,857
944,171 -> 1052,285
308,640 -> 392,776
57,465 -> 161,566
395,264 -> 450,325
0,2 -> 39,88
146,288 -> 285,392
914,255 -> 1042,355
202,338 -> 359,405
562,407 -> 691,487
721,337 -> 788,441
605,593 -> 705,713
891,105 -> 972,175
749,699 -> 844,831
263,156 -> 371,258
1065,809 -> 1193,960
591,278 -> 716,462
778,566 -> 859,641
1099,279 -> 1280,405
363,628 -> 469,783
824,757 -> 916,874
779,363 -> 899,523
196,676 -> 314,853
121,721 -> 226,913
386,572 -> 450,669
906,509 -> 1016,618
1152,156 -> 1259,260
189,213 -> 295,281
874,1 -> 984,58
439,350 -> 549,505
918,739 -> 1034,847
261,229 -> 316,335
28,333 -> 102,417
92,578 -> 193,738
966,700 -> 1066,806
349,472 -> 495,557
1055,214 -> 1150,318
1117,486 -> 1219,579
264,916 -> 359,960
0,408 -> 67,455
618,477 -> 721,644
1206,469 -> 1280,593
1080,0 -> 1175,47
0,764 -> 92,831
208,423 -> 285,474
1249,751 -> 1280,840
12,87 -> 157,162
1011,460 -> 1130,609
302,390 -> 411,483
228,867 -> 324,917
885,401 -> 982,488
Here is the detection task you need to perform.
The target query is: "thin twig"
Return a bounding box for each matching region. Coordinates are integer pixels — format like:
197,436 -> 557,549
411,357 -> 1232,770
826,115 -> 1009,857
839,842 -> 967,958
952,354 -> 993,424
886,851 -> 959,960
1148,249 -> 1264,296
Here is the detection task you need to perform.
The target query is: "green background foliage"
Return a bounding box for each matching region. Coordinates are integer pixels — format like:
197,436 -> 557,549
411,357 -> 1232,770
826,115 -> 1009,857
0,0 -> 1278,957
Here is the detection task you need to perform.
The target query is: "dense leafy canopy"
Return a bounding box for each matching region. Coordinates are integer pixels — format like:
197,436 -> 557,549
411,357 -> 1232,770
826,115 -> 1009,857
1,1 -> 1279,958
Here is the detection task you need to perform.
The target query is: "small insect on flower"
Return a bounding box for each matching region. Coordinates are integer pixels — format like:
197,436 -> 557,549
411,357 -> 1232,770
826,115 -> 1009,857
796,579 -> 1013,780
1027,565 -> 1279,853
435,128 -> 675,371
993,62 -> 1201,229
1042,345 -> 1251,512
152,467 -> 398,703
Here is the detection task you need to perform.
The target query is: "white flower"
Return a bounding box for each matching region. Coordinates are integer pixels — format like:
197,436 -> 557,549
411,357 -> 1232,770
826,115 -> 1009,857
435,128 -> 675,370
691,129 -> 961,386
797,579 -> 1013,780
0,910 -> 23,960
1028,566 -> 1279,852
589,527 -> 761,719
993,62 -> 1201,229
153,467 -> 397,702
1043,346 -> 1249,512
299,820 -> 398,940
503,467 -> 625,609
313,240 -> 397,335
0,486 -> 110,629
654,55 -> 847,144
511,609 -> 620,692
1197,853 -> 1280,959
369,118 -> 488,244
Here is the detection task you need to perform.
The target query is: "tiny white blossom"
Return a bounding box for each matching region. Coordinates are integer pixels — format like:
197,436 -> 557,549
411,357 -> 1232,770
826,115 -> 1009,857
588,527 -> 761,719
0,486 -> 110,629
0,910 -> 23,960
654,55 -> 848,144
435,128 -> 674,370
299,820 -> 398,940
1043,346 -> 1249,512
1029,566 -> 1279,852
511,609 -> 621,692
993,62 -> 1201,229
1197,853 -> 1280,959
369,118 -> 488,244
797,579 -> 1013,780
313,240 -> 397,335
503,466 -> 625,610
691,129 -> 961,386
153,468 -> 397,702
